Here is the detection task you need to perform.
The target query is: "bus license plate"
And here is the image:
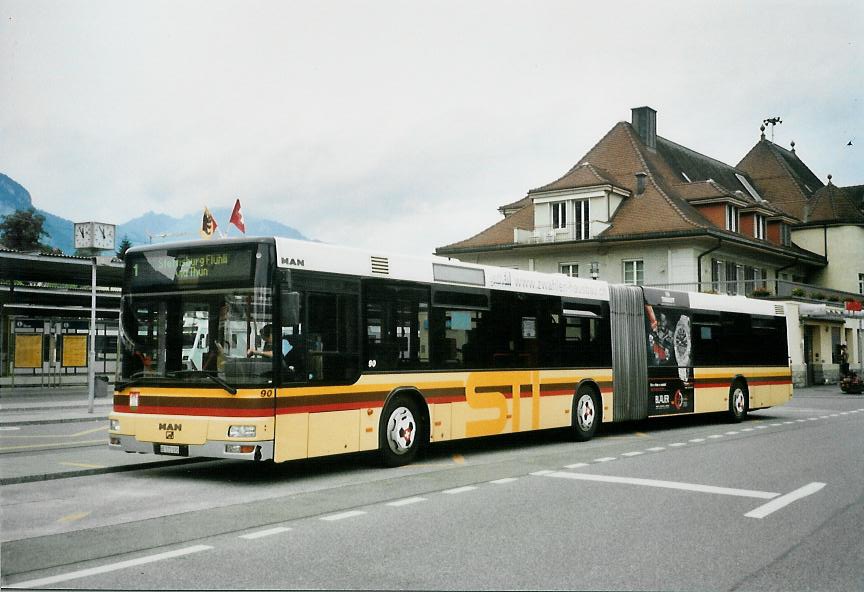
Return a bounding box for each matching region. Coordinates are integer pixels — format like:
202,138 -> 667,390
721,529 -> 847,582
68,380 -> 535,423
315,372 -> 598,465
159,444 -> 181,455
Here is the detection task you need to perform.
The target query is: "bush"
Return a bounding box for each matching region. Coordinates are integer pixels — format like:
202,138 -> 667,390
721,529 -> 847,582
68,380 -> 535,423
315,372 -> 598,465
791,288 -> 806,297
751,287 -> 771,297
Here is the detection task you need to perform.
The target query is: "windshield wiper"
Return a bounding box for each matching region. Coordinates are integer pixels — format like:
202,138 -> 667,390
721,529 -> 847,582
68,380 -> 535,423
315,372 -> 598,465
168,370 -> 238,395
116,371 -> 158,391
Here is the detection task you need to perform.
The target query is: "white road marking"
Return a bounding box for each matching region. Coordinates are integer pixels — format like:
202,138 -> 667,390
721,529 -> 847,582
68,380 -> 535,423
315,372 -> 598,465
321,510 -> 366,521
11,545 -> 212,589
745,482 -> 826,519
770,423 -> 783,426
645,447 -> 665,452
796,419 -> 806,423
443,486 -> 477,495
530,470 -> 556,476
708,435 -> 724,439
784,421 -> 795,425
489,477 -> 519,485
622,451 -> 644,457
0,426 -> 21,431
239,527 -> 291,540
840,412 -> 849,416
830,414 -> 839,417
386,496 -> 426,507
565,463 -> 588,469
669,442 -> 687,447
546,471 -> 778,499
741,428 -> 754,432
594,457 -> 616,463
726,431 -> 739,435
689,438 -> 706,443
808,418 -> 819,421
755,425 -> 768,429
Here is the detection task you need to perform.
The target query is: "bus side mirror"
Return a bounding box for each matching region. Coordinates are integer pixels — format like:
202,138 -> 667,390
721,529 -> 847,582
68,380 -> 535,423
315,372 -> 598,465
282,292 -> 300,326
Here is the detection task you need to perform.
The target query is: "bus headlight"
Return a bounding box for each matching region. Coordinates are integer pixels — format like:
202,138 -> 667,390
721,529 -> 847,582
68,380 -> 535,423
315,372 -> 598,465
109,419 -> 120,431
228,425 -> 256,438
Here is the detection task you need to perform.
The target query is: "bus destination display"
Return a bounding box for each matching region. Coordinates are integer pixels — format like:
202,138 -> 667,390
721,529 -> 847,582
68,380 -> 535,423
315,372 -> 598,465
126,249 -> 254,289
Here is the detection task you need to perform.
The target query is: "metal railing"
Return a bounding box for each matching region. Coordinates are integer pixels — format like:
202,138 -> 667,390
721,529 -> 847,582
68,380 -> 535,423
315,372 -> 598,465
514,224 -> 590,244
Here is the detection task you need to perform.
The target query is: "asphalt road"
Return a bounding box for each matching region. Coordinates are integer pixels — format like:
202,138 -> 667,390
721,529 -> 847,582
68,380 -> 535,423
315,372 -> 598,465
2,391 -> 863,590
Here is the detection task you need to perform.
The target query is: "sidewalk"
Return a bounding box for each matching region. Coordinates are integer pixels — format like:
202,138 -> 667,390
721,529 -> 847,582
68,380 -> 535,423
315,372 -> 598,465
0,386 -> 113,426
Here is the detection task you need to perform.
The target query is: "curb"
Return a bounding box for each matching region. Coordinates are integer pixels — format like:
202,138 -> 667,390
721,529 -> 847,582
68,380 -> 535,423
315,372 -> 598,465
0,457 -> 211,485
0,415 -> 110,427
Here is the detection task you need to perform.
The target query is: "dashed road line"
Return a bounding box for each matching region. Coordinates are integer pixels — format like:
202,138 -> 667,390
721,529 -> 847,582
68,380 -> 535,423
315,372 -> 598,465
321,510 -> 366,521
239,526 -> 292,539
594,457 -> 616,463
669,442 -> 687,447
10,545 -> 213,589
530,470 -> 556,476
689,438 -> 706,443
489,477 -> 519,485
622,451 -> 644,457
443,485 -> 477,495
565,462 -> 588,469
386,496 -> 427,507
645,447 -> 665,452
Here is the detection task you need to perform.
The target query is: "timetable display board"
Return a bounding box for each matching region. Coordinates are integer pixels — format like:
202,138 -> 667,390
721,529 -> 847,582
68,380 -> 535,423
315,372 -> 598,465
14,335 -> 42,369
62,335 -> 88,368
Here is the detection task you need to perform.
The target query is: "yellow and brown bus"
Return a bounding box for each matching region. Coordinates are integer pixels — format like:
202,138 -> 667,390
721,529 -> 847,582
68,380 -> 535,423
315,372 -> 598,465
109,237 -> 792,466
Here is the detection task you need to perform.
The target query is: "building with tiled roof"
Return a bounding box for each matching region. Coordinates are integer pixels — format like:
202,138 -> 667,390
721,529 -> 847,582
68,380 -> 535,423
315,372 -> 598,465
437,106 -> 864,386
438,107 -> 824,293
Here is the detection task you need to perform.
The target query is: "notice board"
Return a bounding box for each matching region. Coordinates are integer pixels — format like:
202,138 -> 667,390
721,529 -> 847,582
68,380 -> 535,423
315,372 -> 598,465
62,335 -> 88,368
14,334 -> 42,368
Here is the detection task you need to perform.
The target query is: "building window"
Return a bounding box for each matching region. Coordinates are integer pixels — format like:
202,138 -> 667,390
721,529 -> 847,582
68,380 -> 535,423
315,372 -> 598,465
725,261 -> 738,295
725,204 -> 739,232
859,273 -> 864,294
754,215 -> 766,240
560,263 -> 579,277
574,199 -> 589,240
780,223 -> 791,246
623,260 -> 644,285
551,202 -> 567,230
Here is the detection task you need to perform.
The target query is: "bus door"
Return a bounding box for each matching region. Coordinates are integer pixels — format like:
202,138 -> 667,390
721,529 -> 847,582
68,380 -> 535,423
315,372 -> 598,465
609,285 -> 649,421
642,288 -> 694,416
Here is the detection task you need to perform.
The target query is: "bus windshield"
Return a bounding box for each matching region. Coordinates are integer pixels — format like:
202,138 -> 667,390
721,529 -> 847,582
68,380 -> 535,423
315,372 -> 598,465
118,243 -> 275,389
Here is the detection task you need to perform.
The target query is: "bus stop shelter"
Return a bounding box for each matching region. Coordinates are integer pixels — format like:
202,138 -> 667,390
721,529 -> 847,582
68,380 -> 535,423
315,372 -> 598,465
0,249 -> 124,411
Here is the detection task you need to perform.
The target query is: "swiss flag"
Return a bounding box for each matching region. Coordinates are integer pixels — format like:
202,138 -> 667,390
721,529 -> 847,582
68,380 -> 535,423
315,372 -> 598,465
229,198 -> 246,233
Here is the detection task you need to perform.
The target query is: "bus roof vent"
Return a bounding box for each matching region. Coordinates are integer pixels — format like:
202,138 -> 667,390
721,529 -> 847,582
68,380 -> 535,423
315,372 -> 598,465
371,256 -> 390,275
774,304 -> 785,316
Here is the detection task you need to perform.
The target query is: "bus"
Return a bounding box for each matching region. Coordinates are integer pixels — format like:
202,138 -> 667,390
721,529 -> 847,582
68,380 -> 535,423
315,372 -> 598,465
109,237 -> 793,466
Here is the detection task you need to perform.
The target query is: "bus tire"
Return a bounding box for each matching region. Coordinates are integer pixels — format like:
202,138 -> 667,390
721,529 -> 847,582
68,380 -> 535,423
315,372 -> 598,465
380,394 -> 424,467
572,385 -> 600,442
728,380 -> 748,423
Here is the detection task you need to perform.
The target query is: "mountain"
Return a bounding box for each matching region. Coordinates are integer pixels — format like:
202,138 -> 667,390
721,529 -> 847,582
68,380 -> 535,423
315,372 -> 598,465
0,173 -> 309,253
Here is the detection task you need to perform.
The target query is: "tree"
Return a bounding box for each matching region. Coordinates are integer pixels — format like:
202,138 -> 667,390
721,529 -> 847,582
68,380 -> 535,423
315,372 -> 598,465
0,209 -> 50,252
116,235 -> 133,260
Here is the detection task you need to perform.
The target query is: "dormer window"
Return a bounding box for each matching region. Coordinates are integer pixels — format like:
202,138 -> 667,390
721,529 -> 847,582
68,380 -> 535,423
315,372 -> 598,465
780,223 -> 791,246
726,204 -> 739,232
754,214 -> 766,240
551,202 -> 567,230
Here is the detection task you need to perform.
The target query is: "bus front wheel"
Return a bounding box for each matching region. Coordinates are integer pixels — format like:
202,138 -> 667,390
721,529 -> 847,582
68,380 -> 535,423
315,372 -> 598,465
728,381 -> 748,423
572,386 -> 600,442
380,395 -> 424,467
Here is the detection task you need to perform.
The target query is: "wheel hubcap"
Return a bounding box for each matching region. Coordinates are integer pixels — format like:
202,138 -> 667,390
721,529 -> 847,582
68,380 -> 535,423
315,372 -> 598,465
386,406 -> 416,455
576,394 -> 595,431
733,388 -> 745,414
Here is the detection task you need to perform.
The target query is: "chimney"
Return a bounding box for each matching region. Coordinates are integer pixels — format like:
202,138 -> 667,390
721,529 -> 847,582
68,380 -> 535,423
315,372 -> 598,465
631,106 -> 657,150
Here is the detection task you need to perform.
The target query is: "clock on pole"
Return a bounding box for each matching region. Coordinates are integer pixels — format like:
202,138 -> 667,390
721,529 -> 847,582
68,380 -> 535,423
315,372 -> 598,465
74,221 -> 116,253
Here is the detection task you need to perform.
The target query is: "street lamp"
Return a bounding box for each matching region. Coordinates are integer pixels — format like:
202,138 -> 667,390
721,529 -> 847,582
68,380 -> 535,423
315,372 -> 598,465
590,262 -> 599,280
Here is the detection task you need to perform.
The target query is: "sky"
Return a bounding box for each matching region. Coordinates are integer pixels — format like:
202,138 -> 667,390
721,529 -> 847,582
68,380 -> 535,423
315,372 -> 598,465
2,0 -> 861,256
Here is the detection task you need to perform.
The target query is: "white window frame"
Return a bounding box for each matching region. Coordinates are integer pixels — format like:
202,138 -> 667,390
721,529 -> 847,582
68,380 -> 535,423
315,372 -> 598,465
559,263 -> 579,278
551,202 -> 567,230
780,223 -> 791,246
573,199 -> 589,240
754,214 -> 766,240
622,259 -> 644,286
859,273 -> 864,295
725,204 -> 739,232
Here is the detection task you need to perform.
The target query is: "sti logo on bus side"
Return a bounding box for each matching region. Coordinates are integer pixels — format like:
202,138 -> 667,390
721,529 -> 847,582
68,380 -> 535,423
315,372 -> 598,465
281,257 -> 305,267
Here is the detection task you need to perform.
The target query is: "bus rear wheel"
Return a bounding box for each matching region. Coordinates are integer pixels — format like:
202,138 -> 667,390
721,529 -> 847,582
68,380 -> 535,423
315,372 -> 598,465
728,381 -> 748,423
572,386 -> 600,442
380,395 -> 423,467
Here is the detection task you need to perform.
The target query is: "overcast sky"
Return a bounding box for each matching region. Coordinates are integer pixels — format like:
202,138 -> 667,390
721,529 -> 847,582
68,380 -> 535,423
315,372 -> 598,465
2,0 -> 861,255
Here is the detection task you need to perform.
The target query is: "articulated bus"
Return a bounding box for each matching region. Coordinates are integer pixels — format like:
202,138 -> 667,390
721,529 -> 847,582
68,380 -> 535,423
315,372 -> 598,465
109,237 -> 792,466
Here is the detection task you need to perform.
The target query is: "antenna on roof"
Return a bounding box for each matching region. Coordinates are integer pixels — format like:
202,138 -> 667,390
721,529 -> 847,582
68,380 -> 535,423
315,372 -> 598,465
763,117 -> 782,142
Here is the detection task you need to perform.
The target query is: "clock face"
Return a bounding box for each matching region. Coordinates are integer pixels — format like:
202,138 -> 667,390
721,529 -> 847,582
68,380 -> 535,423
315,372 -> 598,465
93,223 -> 115,250
74,223 -> 93,248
